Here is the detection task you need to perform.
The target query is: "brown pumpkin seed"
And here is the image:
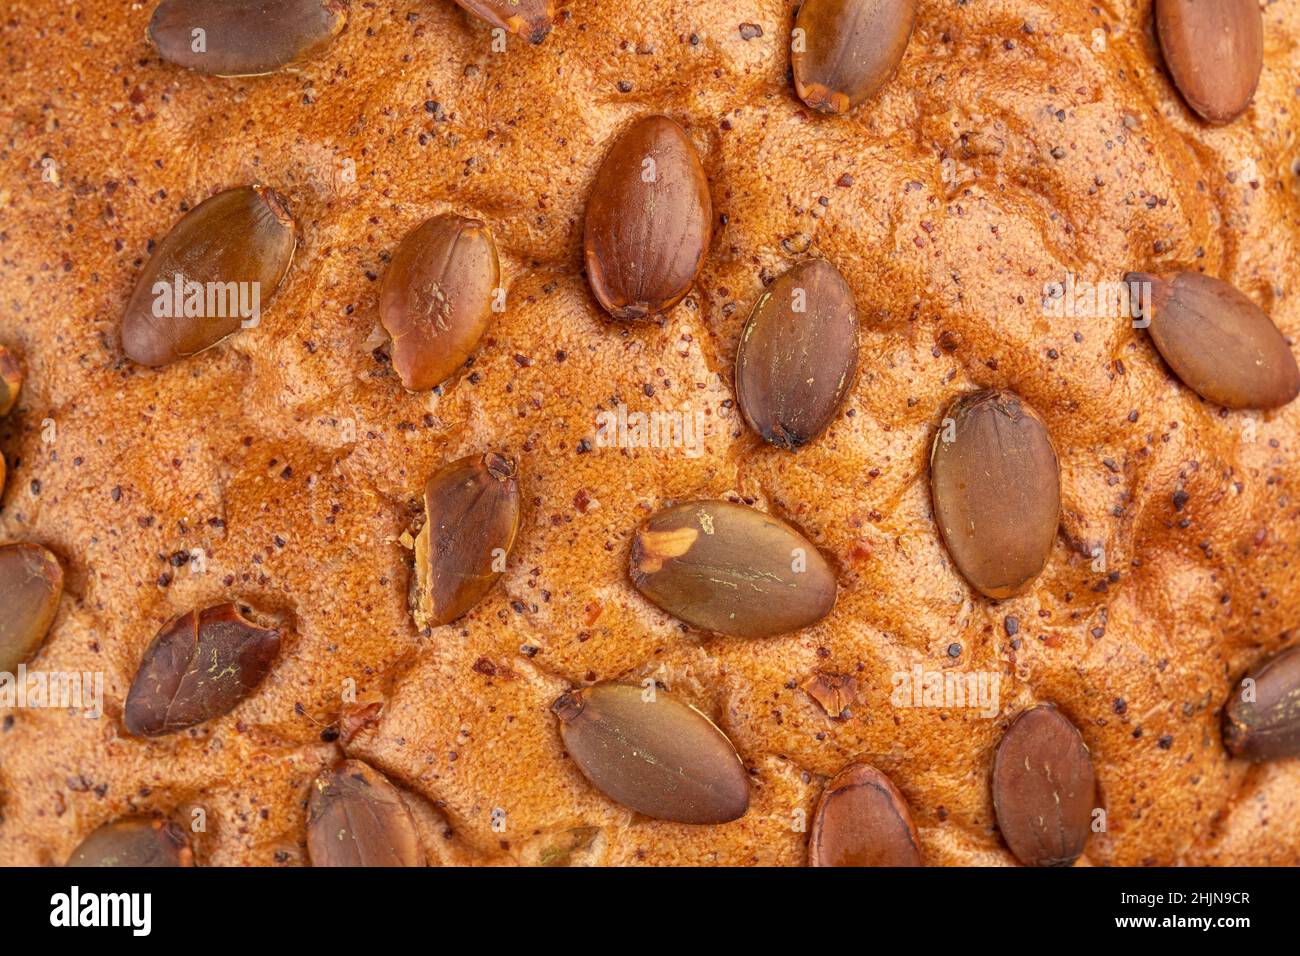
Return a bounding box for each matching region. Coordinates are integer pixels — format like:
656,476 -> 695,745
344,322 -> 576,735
410,453 -> 520,628
123,603 -> 281,737
736,258 -> 859,449
451,0 -> 557,44
583,115 -> 712,320
0,542 -> 64,674
992,705 -> 1096,867
808,762 -> 923,866
630,500 -> 837,638
1223,645 -> 1300,762
149,0 -> 347,77
378,214 -> 500,392
66,817 -> 194,867
552,682 -> 749,824
1125,271 -> 1299,410
930,390 -> 1060,599
0,345 -> 21,417
1156,0 -> 1262,125
121,185 -> 297,367
307,759 -> 424,867
791,0 -> 916,114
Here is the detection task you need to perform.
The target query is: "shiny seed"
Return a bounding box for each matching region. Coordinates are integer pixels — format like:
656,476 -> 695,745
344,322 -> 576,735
552,682 -> 749,824
1223,645 -> 1300,762
792,0 -> 916,114
307,759 -> 424,867
808,762 -> 923,866
630,500 -> 837,638
1156,0 -> 1262,124
66,817 -> 194,867
0,542 -> 64,674
583,115 -> 712,320
930,389 -> 1060,599
0,345 -> 21,417
123,603 -> 281,737
149,0 -> 346,77
410,453 -> 520,628
451,0 -> 556,44
992,705 -> 1096,867
121,185 -> 297,367
1126,271 -> 1299,410
736,258 -> 859,449
378,214 -> 500,392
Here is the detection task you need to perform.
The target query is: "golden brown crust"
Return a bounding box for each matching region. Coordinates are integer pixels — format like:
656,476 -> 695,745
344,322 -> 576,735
1,0 -> 1299,866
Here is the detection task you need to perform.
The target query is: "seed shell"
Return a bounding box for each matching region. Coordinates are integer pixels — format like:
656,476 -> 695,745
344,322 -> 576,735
123,603 -> 281,737
378,214 -> 500,392
121,185 -> 297,367
1126,271 -> 1299,410
451,0 -> 557,44
1155,0 -> 1263,125
583,115 -> 712,320
307,759 -> 424,867
66,817 -> 194,867
0,345 -> 21,417
149,0 -> 347,77
1223,645 -> 1300,762
0,542 -> 64,674
629,500 -> 837,638
411,453 -> 520,628
991,705 -> 1096,867
552,682 -> 750,824
808,762 -> 923,866
791,0 -> 916,114
929,389 -> 1060,599
736,258 -> 859,449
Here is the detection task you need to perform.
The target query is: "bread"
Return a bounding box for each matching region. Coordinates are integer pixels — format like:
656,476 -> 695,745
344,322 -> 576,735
1,0 -> 1298,866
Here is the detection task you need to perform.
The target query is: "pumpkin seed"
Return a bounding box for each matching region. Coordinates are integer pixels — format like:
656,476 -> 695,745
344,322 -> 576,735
121,185 -> 297,367
1155,0 -> 1262,125
123,603 -> 281,737
1223,645 -> 1300,762
0,542 -> 64,674
791,0 -> 916,114
552,682 -> 749,824
630,500 -> 837,638
410,453 -> 520,628
451,0 -> 557,44
307,759 -> 424,867
808,762 -> 923,866
378,214 -> 500,392
1126,271 -> 1299,410
66,817 -> 194,867
149,0 -> 347,77
0,345 -> 21,417
736,258 -> 859,449
930,390 -> 1060,599
583,115 -> 712,320
991,705 -> 1096,867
